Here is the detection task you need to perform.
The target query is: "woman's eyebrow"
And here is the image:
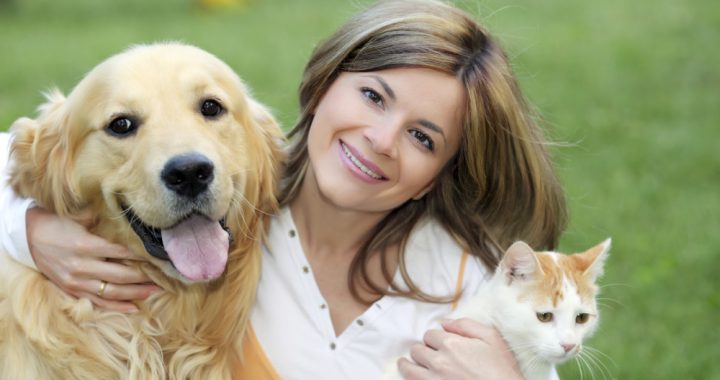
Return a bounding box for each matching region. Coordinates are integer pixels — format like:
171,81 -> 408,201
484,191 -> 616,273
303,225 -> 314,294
364,75 -> 396,100
418,119 -> 447,142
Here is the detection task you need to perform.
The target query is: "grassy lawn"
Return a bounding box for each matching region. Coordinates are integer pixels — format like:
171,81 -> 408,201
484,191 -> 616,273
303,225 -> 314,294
1,0 -> 718,378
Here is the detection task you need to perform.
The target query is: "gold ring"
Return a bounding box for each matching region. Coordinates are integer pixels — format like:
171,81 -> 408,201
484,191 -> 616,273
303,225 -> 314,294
97,280 -> 108,297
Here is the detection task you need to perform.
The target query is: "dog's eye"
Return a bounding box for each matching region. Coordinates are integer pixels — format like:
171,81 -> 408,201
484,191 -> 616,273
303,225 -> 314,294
200,99 -> 224,118
107,117 -> 137,136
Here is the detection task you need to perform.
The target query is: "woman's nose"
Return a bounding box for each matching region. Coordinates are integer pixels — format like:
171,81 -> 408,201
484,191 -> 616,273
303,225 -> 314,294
364,118 -> 402,158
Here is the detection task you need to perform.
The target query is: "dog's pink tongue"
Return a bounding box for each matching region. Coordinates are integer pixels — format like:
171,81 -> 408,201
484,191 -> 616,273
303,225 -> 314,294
161,215 -> 229,282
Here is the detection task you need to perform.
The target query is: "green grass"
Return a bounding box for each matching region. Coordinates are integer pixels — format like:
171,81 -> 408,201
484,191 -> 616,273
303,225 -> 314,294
1,0 -> 718,378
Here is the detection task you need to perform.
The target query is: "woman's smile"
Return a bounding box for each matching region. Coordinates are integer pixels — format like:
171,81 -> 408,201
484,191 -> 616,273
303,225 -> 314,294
338,139 -> 388,183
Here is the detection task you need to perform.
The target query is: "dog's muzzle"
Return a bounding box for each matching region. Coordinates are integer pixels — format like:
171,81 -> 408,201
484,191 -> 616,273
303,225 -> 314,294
122,204 -> 233,281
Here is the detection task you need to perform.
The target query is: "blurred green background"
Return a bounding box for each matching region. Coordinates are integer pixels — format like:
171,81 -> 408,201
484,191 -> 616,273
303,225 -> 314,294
0,0 -> 717,378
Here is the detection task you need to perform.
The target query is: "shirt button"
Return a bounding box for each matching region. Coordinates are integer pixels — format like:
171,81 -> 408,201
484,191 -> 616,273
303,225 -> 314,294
320,303 -> 327,309
330,342 -> 336,350
289,229 -> 296,237
302,266 -> 310,273
356,319 -> 364,327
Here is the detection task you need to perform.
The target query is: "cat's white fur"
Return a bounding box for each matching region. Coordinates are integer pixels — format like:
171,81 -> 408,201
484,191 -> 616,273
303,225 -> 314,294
383,239 -> 610,380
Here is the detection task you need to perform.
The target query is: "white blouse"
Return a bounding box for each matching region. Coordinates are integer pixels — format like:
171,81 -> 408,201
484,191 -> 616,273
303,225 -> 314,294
251,206 -> 489,380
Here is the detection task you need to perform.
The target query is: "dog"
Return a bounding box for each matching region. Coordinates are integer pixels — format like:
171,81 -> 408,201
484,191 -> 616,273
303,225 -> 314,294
0,43 -> 283,379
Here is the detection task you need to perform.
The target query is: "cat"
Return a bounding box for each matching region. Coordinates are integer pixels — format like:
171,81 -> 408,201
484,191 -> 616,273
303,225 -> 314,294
383,238 -> 610,380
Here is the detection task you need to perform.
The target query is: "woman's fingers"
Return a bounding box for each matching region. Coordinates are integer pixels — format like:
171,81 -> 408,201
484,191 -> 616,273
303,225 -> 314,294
71,279 -> 159,302
441,318 -> 501,343
398,357 -> 432,380
94,281 -> 160,302
80,260 -> 154,284
69,232 -> 136,261
409,342 -> 438,369
71,290 -> 141,314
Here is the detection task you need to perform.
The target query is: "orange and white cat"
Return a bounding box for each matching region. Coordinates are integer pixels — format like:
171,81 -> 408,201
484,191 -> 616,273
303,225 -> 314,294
384,238 -> 610,380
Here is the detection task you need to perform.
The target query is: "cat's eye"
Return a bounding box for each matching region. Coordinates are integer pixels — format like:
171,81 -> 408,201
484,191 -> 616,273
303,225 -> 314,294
536,312 -> 553,323
576,313 -> 590,324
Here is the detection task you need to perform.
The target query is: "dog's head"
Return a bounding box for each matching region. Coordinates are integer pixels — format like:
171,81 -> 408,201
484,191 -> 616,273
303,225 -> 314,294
10,43 -> 282,283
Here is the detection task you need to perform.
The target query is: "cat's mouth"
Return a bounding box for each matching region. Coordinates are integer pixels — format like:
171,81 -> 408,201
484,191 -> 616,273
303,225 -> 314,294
551,345 -> 582,363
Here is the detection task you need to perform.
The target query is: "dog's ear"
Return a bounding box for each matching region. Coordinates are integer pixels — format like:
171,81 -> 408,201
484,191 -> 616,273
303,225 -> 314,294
246,98 -> 284,213
224,96 -> 284,245
9,89 -> 81,216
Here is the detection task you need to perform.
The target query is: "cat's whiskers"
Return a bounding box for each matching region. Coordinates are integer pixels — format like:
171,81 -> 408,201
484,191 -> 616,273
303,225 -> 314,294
574,352 -> 587,380
574,345 -> 613,380
584,346 -> 616,368
575,353 -> 596,380
582,346 -> 615,379
507,342 -> 540,360
598,282 -> 631,290
596,296 -> 624,310
577,348 -> 609,380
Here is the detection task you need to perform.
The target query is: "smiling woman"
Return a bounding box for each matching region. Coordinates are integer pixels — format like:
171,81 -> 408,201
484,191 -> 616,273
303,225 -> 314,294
306,68 -> 464,212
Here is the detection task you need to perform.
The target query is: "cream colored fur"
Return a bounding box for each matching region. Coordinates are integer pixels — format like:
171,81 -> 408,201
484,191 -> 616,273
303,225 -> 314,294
0,43 -> 283,379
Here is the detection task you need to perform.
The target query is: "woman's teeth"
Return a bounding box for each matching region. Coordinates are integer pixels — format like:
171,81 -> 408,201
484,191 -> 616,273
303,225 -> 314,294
341,143 -> 383,180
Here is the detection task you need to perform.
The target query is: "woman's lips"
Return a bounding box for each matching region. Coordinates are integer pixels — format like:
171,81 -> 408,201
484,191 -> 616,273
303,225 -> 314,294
338,140 -> 388,183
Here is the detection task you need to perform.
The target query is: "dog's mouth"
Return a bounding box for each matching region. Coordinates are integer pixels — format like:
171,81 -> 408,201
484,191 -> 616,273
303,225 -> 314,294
122,204 -> 232,282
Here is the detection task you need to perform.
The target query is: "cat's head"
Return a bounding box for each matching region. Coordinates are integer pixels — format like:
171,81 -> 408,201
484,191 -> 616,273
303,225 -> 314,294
493,239 -> 610,365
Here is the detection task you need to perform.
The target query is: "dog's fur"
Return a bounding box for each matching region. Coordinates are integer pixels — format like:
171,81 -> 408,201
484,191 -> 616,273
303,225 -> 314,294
0,43 -> 283,379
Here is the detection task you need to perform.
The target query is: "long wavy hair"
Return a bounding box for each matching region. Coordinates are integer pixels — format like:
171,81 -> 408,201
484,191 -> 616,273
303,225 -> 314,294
280,0 -> 567,303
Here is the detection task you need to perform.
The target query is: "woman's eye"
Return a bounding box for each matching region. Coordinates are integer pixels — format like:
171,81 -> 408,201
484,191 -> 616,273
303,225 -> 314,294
106,116 -> 137,137
536,312 -> 554,323
576,313 -> 590,324
361,87 -> 384,108
200,99 -> 224,118
409,129 -> 434,151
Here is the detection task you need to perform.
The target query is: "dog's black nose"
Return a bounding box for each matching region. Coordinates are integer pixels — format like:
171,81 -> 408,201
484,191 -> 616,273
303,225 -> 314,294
161,153 -> 215,198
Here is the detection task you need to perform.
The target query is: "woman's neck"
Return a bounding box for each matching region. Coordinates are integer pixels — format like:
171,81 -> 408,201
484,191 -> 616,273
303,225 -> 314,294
289,173 -> 388,260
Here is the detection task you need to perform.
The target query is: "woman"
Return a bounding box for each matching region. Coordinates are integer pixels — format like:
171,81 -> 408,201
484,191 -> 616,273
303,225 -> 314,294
0,0 -> 565,378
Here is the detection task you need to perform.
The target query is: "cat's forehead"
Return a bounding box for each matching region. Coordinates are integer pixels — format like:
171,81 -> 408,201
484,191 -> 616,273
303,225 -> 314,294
530,252 -> 598,306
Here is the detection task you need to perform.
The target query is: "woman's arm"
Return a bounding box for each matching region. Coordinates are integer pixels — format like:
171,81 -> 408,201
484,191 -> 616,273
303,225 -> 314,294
0,133 -> 36,268
0,132 -> 159,313
25,207 -> 160,312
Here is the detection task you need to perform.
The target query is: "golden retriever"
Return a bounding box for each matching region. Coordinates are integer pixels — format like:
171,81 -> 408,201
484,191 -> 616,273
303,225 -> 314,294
0,43 -> 283,379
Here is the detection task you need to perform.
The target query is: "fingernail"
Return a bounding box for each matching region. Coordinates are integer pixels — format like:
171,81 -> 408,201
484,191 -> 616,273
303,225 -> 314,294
127,306 -> 140,313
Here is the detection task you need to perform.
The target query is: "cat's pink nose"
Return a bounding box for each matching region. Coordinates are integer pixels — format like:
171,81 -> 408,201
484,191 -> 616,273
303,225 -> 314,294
561,343 -> 576,353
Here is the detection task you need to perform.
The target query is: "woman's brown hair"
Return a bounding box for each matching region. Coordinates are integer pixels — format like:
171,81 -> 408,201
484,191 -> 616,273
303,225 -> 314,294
280,0 -> 567,303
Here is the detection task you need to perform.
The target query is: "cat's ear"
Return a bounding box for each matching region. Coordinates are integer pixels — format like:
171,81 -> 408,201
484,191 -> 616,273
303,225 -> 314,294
501,241 -> 543,284
579,238 -> 611,281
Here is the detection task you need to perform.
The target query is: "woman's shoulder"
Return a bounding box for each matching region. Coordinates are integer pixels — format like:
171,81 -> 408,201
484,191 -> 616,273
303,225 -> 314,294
402,218 -> 489,296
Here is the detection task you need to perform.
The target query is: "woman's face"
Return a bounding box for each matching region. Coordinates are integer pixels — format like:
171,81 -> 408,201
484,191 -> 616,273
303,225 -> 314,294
305,67 -> 464,213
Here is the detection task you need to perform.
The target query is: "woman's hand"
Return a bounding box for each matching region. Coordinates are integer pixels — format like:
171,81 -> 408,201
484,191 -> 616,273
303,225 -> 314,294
26,207 -> 161,313
397,318 -> 524,380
